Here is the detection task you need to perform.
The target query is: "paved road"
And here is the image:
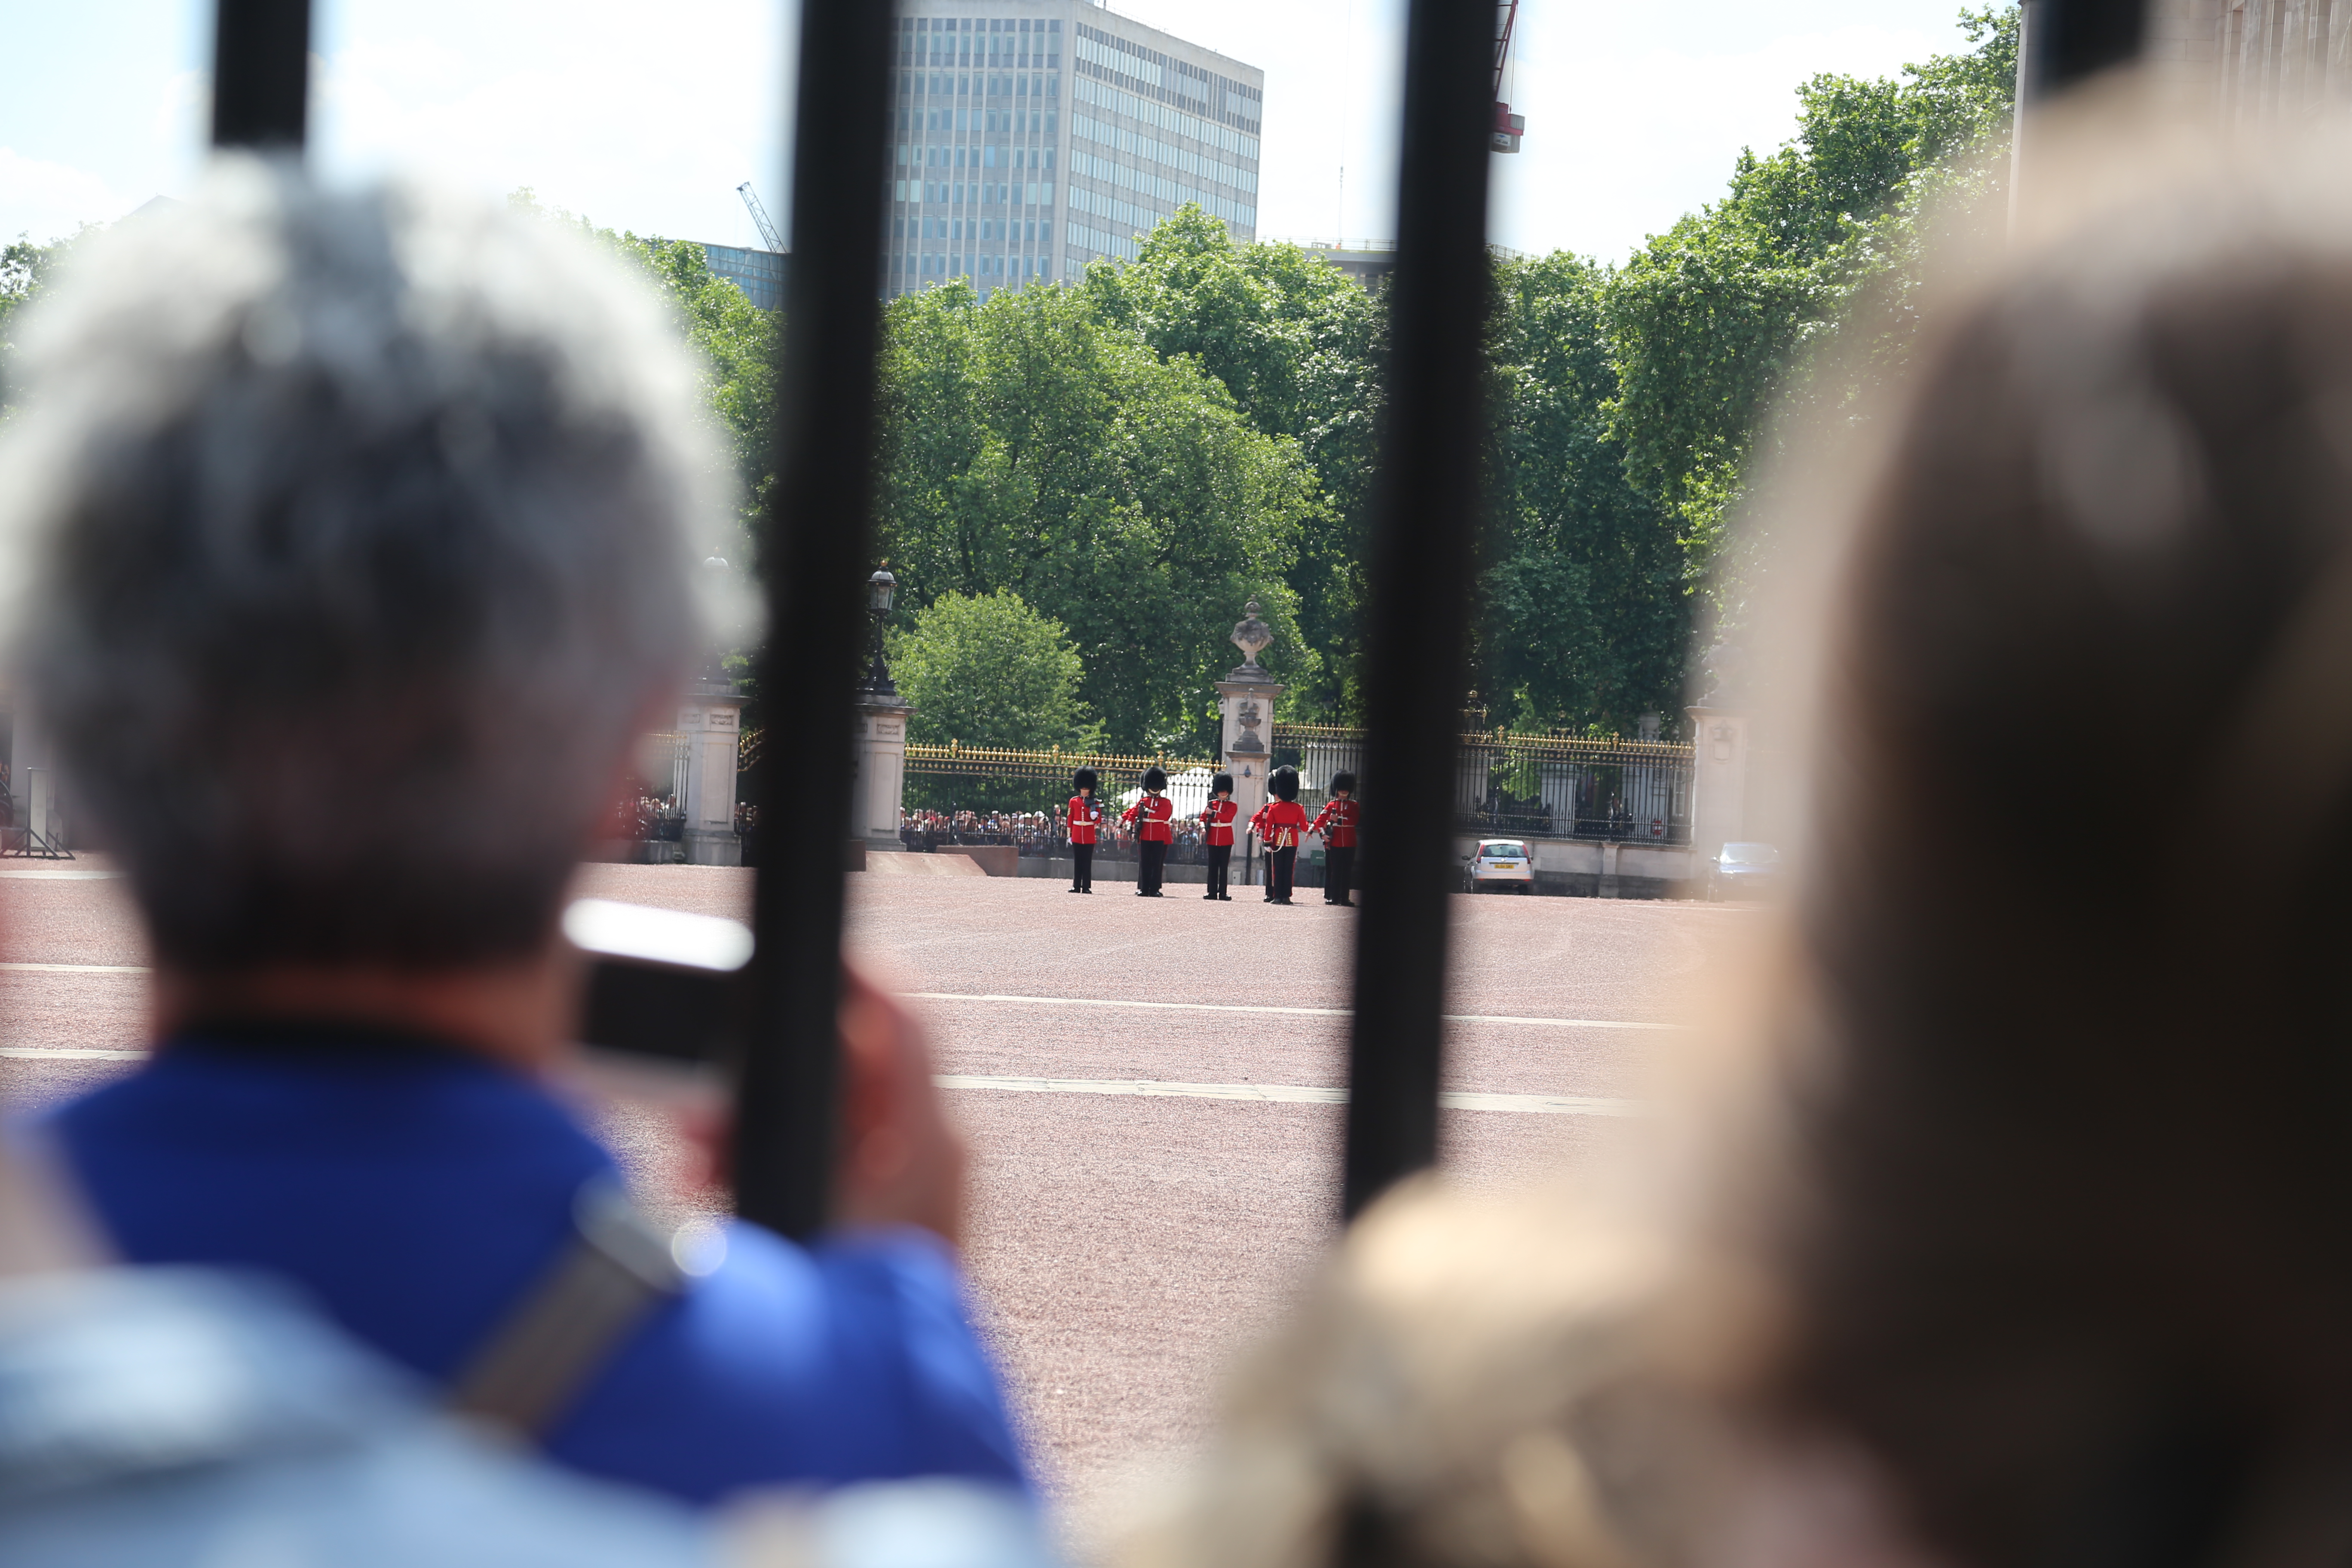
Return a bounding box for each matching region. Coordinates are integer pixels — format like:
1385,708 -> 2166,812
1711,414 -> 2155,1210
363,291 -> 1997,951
0,862 -> 1741,1515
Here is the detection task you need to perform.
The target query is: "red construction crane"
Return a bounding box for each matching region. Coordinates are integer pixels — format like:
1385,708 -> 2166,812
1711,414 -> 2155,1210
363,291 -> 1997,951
1491,0 -> 1525,153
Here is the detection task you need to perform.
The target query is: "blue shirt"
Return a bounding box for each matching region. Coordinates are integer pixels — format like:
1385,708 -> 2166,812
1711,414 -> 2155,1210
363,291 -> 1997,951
47,1032 -> 1030,1506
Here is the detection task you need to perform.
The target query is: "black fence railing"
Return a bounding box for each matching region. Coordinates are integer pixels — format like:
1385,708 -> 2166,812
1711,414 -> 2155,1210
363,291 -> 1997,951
1274,723 -> 1695,844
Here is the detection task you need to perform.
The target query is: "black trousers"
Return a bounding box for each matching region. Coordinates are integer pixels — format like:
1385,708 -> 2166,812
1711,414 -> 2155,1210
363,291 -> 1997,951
1206,843 -> 1231,897
1072,842 -> 1093,891
1138,839 -> 1167,894
1269,845 -> 1297,901
1324,845 -> 1356,904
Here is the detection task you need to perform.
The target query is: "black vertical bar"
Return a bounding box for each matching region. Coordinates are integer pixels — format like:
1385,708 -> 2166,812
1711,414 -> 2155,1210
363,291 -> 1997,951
2009,0 -> 2144,229
1340,0 -> 1493,1220
735,0 -> 898,1240
211,0 -> 311,150
2026,0 -> 2147,98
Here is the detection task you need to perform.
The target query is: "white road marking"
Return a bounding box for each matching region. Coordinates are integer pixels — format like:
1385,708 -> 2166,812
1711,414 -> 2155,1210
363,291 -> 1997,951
0,979 -> 1680,1038
937,1073 -> 1635,1116
0,1047 -> 147,1060
0,1048 -> 1637,1116
0,869 -> 123,880
0,962 -> 148,974
906,990 -> 1681,1031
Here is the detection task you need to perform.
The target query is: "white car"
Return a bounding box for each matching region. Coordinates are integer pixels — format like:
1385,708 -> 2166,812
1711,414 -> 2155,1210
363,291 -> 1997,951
1463,839 -> 1535,893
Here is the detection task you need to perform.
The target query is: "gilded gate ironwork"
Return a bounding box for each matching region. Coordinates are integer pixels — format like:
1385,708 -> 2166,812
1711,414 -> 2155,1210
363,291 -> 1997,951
1270,723 -> 1694,843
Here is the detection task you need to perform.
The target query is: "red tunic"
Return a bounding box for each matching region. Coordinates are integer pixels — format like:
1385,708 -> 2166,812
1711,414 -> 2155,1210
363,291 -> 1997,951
1310,797 -> 1360,848
1200,799 -> 1238,847
1121,794 -> 1174,843
1252,800 -> 1310,849
1065,795 -> 1104,845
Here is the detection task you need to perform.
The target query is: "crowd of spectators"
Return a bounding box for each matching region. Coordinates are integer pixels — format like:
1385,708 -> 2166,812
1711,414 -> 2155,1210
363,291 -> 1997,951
899,808 -> 1060,855
607,788 -> 684,843
898,805 -> 1234,862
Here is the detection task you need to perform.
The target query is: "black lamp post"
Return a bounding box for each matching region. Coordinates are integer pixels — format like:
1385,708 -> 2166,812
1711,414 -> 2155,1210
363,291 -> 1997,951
864,569 -> 897,698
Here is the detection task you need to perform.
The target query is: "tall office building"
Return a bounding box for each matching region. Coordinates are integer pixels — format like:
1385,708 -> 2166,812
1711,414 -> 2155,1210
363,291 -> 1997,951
702,243 -> 787,310
885,0 -> 1262,299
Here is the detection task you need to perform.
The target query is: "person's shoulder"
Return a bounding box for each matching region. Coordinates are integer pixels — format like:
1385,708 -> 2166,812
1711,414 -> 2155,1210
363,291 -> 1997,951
48,1035 -> 602,1173
0,1269 -> 713,1568
569,1222 -> 1026,1494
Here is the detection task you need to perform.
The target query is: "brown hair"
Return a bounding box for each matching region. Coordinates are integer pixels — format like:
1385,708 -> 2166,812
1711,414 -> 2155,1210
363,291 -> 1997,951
1773,158 -> 2352,1568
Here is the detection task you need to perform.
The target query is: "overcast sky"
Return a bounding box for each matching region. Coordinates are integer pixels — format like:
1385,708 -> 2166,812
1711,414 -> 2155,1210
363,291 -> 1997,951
3,0 -> 1999,264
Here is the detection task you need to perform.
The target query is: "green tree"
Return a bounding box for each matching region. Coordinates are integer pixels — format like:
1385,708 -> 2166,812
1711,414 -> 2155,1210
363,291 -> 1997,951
505,190 -> 777,539
888,588 -> 1102,753
873,279 -> 1318,755
1600,5 -> 2019,620
1,232 -> 77,420
1476,254 -> 1689,734
1084,208 -> 1384,718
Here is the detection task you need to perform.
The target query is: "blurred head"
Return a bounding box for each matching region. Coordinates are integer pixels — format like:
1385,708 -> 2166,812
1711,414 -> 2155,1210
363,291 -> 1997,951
1142,766 -> 1168,794
1119,113 -> 2352,1568
1330,771 -> 1356,798
0,161 -> 731,973
1750,122 -> 2352,1567
1270,767 -> 1299,803
1213,772 -> 1234,798
1074,766 -> 1097,796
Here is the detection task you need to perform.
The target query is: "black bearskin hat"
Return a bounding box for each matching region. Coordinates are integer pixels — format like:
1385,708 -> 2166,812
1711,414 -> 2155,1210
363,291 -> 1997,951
1270,766 -> 1300,802
1141,765 -> 1169,792
1329,770 -> 1357,795
1212,772 -> 1235,795
1072,766 -> 1098,793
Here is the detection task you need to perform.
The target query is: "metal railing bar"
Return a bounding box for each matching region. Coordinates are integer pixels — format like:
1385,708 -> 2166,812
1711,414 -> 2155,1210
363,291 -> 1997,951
734,0 -> 900,1242
211,0 -> 310,150
2022,0 -> 2147,100
1341,0 -> 1495,1221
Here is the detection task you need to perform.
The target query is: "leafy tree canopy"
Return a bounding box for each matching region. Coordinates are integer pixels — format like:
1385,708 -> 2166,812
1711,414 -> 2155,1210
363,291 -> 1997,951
888,588 -> 1102,753
505,189 -> 777,543
1,230 -> 86,421
1081,207 -> 1386,717
873,279 -> 1318,755
1476,254 -> 1690,734
1598,6 -> 2019,625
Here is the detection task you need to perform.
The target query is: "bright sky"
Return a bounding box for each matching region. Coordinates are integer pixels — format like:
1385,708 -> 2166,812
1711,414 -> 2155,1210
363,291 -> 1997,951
2,0 -> 2000,264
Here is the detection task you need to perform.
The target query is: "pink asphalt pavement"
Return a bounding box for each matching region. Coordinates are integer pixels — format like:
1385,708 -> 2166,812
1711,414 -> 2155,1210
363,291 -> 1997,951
0,862 -> 1746,1514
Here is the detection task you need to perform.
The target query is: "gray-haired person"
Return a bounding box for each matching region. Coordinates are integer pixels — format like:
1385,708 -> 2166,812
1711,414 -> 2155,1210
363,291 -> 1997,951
0,162 -> 1028,1506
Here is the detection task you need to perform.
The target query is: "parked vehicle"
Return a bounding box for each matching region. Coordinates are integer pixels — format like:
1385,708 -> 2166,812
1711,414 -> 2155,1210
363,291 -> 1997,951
1708,841 -> 1782,901
1463,839 -> 1534,893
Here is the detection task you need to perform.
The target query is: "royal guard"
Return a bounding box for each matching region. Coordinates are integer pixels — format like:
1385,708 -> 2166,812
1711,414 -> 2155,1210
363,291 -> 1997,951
1250,765 -> 1310,905
1200,772 -> 1239,901
1121,765 -> 1174,897
1309,770 -> 1360,907
1066,767 -> 1105,894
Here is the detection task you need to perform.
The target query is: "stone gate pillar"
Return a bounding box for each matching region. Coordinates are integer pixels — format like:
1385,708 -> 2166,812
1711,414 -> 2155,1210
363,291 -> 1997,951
1685,704 -> 1750,867
1216,599 -> 1284,827
850,694 -> 914,854
678,681 -> 744,867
